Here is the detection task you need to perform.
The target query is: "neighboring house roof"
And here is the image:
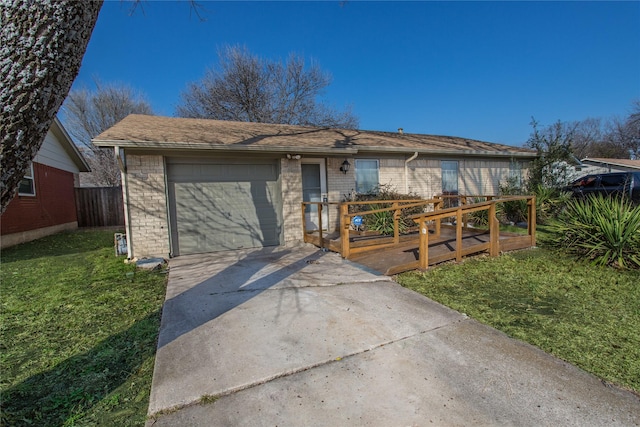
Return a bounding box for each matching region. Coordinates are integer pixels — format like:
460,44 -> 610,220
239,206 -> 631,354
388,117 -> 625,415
581,158 -> 640,171
51,117 -> 91,172
93,114 -> 537,159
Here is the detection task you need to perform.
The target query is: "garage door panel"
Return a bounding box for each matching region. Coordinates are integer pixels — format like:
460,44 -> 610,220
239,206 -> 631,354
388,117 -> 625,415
168,160 -> 282,255
169,163 -> 278,183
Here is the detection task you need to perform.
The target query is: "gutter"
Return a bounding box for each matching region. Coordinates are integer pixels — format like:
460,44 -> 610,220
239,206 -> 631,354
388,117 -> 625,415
404,152 -> 418,193
354,145 -> 538,158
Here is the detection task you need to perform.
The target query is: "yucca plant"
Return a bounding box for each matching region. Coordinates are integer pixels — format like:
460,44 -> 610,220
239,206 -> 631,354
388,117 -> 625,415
531,184 -> 571,224
547,194 -> 640,269
347,184 -> 421,235
366,203 -> 407,235
465,197 -> 501,228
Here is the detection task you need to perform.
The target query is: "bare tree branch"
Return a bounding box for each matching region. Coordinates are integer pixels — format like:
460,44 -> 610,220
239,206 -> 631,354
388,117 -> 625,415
61,79 -> 154,186
176,45 -> 359,129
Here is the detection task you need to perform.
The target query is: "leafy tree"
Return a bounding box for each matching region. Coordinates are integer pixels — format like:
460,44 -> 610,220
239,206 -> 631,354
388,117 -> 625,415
62,80 -> 154,186
176,45 -> 359,129
0,0 -> 103,213
525,118 -> 577,188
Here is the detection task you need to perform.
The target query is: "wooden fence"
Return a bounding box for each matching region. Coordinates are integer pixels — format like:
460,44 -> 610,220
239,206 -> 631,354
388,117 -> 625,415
75,186 -> 124,227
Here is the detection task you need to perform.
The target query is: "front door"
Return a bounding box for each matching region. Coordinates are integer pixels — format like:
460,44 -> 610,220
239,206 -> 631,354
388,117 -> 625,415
301,159 -> 328,231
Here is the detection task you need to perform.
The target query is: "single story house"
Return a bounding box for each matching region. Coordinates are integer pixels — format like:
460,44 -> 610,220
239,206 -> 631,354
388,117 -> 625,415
578,157 -> 640,175
93,114 -> 537,259
1,118 -> 90,249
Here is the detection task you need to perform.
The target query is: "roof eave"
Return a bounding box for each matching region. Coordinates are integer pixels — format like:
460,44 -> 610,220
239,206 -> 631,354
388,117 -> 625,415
92,139 -> 359,155
93,139 -> 537,159
355,145 -> 538,158
53,118 -> 91,172
581,158 -> 640,171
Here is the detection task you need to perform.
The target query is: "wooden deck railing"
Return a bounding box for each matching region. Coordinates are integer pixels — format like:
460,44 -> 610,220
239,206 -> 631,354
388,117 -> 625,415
338,199 -> 436,258
411,195 -> 536,270
300,201 -> 341,249
302,195 -> 536,271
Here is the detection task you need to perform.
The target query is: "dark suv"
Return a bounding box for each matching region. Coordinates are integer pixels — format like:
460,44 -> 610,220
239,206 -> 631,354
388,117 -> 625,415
565,172 -> 640,203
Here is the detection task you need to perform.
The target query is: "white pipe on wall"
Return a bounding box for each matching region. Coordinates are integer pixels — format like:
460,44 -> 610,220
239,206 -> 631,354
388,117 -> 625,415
404,152 -> 419,193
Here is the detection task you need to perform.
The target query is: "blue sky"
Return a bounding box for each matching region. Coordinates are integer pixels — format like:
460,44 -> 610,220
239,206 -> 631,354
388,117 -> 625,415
72,1 -> 640,147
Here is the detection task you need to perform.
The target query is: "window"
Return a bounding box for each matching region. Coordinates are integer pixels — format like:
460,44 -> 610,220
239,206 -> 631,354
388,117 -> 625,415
441,161 -> 458,195
599,173 -> 626,188
509,160 -> 523,188
355,159 -> 379,194
18,163 -> 35,196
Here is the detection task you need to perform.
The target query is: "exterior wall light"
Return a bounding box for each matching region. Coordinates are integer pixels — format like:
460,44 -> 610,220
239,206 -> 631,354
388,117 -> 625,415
340,159 -> 351,174
286,154 -> 301,160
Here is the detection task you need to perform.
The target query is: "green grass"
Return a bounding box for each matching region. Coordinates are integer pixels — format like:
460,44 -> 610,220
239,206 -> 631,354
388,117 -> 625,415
397,245 -> 640,394
0,230 -> 167,426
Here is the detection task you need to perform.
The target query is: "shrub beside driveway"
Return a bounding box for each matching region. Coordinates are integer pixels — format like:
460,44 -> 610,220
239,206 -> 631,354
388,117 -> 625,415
0,230 -> 167,426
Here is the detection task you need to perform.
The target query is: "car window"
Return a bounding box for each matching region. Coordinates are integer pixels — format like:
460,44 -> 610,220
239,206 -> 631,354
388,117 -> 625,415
599,174 -> 626,187
574,175 -> 597,188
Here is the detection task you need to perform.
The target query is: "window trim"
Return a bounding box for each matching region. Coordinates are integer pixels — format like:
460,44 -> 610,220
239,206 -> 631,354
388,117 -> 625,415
441,160 -> 459,194
509,159 -> 523,189
355,159 -> 380,194
18,163 -> 36,197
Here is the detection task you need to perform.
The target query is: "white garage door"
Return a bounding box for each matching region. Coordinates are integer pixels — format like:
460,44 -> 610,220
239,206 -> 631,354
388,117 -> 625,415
167,158 -> 282,255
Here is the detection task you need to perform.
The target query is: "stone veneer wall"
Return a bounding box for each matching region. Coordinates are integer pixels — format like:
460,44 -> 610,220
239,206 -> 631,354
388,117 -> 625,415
124,154 -> 170,258
280,158 -> 303,243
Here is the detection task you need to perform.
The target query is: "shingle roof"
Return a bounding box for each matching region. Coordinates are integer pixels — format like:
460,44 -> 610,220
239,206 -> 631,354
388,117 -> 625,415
93,114 -> 536,158
582,158 -> 640,170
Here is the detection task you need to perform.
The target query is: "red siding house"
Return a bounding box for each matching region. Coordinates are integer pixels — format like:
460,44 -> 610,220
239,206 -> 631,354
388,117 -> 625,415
1,118 -> 90,249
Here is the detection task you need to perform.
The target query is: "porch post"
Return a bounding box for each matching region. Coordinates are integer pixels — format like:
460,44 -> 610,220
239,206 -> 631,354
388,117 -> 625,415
318,203 -> 324,248
393,202 -> 400,245
301,202 -> 308,243
528,196 -> 536,246
340,203 -> 350,258
434,199 -> 442,238
489,202 -> 499,257
456,208 -> 463,262
419,218 -> 429,270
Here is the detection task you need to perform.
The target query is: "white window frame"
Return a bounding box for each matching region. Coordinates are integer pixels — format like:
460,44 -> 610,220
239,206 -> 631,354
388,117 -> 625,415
509,160 -> 523,189
355,159 -> 379,194
18,163 -> 36,196
441,160 -> 459,194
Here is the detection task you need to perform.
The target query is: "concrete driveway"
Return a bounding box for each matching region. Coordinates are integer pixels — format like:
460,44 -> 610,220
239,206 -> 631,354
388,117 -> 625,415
147,245 -> 639,426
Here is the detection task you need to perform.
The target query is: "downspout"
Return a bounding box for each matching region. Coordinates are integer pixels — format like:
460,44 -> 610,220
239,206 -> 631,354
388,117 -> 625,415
404,152 -> 419,193
115,146 -> 133,259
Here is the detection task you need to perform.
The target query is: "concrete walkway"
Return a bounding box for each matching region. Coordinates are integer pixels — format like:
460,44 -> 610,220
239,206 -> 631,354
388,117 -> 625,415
147,245 -> 639,426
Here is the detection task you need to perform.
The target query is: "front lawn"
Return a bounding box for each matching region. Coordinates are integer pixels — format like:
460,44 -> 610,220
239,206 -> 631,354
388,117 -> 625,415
397,246 -> 640,394
0,230 -> 167,426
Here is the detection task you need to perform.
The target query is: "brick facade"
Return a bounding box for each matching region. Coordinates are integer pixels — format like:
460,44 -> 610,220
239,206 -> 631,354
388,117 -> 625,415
280,158 -> 303,243
123,153 -> 525,258
1,162 -> 78,235
124,154 -> 170,258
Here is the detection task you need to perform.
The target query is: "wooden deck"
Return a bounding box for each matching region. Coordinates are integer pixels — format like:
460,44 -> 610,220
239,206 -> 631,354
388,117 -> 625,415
305,226 -> 532,275
302,196 -> 536,275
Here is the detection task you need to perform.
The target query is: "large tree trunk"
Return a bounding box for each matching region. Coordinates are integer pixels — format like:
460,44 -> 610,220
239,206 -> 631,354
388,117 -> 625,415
0,0 -> 103,213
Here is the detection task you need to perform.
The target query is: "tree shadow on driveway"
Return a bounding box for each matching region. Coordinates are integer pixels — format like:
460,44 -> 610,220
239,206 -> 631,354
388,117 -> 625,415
156,246 -> 328,349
